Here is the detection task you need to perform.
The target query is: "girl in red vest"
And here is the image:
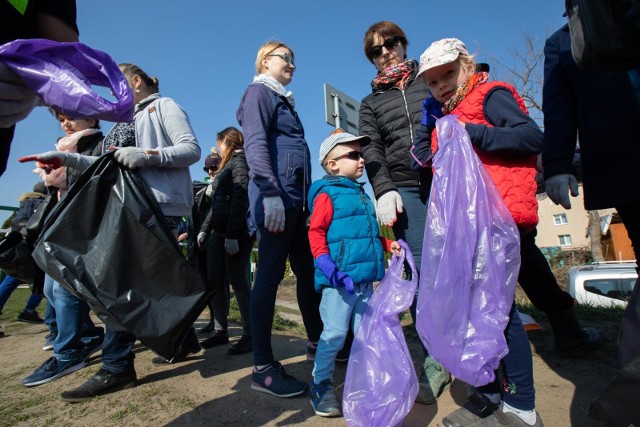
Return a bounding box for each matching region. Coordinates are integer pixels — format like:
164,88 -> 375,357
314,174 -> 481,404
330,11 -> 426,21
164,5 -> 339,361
411,38 -> 544,427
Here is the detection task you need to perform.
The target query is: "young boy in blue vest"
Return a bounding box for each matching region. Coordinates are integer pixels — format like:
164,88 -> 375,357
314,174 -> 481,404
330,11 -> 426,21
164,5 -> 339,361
307,129 -> 401,417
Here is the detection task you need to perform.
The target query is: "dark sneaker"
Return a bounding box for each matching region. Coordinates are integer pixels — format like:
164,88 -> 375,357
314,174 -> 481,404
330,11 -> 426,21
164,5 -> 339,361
556,327 -> 600,358
416,356 -> 452,405
200,330 -> 229,348
306,341 -> 317,361
227,335 -> 252,355
251,361 -> 307,398
443,390 -> 500,427
198,321 -> 216,335
152,338 -> 201,365
310,380 -> 341,417
43,332 -> 57,351
22,357 -> 85,387
17,310 -> 44,324
59,368 -> 137,402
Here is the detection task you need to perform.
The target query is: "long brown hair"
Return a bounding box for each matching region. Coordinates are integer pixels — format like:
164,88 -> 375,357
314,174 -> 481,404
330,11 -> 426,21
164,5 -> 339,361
217,127 -> 244,171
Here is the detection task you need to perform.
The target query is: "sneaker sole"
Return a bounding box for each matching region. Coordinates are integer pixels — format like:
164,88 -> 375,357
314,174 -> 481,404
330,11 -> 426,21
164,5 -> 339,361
23,361 -> 86,387
309,399 -> 341,417
17,319 -> 44,324
251,382 -> 307,398
43,345 -> 54,351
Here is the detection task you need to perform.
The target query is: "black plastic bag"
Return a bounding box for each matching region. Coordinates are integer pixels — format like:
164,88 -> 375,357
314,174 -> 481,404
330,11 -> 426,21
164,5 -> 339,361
0,230 -> 35,282
32,152 -> 211,359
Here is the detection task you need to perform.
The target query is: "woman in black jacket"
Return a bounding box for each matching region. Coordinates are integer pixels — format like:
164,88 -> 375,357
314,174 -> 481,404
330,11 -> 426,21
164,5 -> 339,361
197,127 -> 252,355
359,21 -> 448,405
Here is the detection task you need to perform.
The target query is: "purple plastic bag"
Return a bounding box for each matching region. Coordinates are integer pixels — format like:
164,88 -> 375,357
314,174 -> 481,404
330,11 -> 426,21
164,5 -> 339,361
416,115 -> 520,388
343,239 -> 419,427
0,39 -> 133,122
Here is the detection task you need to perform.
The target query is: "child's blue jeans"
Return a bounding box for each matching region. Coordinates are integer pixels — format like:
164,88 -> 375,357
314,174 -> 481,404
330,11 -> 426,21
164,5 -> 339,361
313,282 -> 373,384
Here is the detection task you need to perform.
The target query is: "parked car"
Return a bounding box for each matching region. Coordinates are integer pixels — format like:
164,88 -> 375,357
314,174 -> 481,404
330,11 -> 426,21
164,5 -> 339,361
567,262 -> 637,307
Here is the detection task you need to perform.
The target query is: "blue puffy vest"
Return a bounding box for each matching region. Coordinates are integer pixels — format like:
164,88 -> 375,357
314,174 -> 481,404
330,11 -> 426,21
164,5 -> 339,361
308,176 -> 385,291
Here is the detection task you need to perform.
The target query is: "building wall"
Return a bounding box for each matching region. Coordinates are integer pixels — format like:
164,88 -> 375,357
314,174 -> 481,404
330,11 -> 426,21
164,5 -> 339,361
536,184 -> 616,250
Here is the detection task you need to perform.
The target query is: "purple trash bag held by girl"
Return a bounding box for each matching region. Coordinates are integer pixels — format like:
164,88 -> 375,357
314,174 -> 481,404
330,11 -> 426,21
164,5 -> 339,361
343,239 -> 419,427
416,115 -> 520,387
0,39 -> 133,122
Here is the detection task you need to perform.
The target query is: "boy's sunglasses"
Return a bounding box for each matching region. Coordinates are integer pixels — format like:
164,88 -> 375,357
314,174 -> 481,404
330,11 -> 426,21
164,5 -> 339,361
203,167 -> 217,172
267,52 -> 295,66
332,150 -> 363,162
368,35 -> 404,59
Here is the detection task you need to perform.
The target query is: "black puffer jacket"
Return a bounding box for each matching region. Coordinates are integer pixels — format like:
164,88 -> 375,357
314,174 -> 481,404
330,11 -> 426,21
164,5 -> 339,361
359,60 -> 432,199
200,151 -> 249,239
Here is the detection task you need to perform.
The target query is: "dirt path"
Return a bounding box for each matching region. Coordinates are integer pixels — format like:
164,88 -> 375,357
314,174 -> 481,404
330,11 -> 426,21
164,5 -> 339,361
0,284 -> 617,426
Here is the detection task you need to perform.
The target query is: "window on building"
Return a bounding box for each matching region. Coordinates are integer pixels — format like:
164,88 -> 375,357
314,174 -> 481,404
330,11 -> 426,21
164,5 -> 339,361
553,213 -> 568,225
558,234 -> 572,246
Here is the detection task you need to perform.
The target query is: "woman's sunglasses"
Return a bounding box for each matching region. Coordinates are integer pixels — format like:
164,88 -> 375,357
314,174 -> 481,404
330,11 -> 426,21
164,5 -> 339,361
332,150 -> 363,162
203,167 -> 217,173
368,35 -> 404,59
267,52 -> 295,66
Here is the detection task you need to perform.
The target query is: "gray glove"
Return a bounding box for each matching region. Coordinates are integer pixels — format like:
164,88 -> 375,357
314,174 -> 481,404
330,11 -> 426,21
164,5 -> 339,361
113,147 -> 161,169
18,151 -> 71,170
0,63 -> 40,128
263,196 -> 285,233
225,239 -> 239,255
545,174 -> 579,209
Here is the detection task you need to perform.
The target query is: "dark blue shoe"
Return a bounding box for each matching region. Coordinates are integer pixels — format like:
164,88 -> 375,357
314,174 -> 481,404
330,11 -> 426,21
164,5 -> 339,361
251,361 -> 307,398
22,356 -> 85,387
43,332 -> 56,351
309,380 -> 341,417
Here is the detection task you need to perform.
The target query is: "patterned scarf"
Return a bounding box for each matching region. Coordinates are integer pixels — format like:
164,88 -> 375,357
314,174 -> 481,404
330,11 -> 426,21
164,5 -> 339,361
372,59 -> 415,90
103,121 -> 136,152
442,71 -> 490,114
253,74 -> 295,108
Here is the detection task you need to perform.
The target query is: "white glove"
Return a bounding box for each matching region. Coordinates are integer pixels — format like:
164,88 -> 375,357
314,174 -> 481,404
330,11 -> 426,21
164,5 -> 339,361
0,63 -> 40,128
545,174 -> 579,209
225,238 -> 239,255
376,191 -> 403,226
113,147 -> 160,169
263,196 -> 285,233
197,232 -> 207,247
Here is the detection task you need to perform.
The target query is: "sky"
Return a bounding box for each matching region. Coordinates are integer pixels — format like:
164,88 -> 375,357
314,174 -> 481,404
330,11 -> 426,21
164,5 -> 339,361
0,0 -> 567,223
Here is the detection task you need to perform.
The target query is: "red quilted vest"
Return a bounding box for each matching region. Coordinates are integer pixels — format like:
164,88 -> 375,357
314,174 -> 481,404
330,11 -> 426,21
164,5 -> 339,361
432,81 -> 538,231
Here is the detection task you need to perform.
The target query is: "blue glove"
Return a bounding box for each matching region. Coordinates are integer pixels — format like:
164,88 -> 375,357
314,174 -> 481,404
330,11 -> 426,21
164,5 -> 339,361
316,254 -> 355,294
422,97 -> 443,128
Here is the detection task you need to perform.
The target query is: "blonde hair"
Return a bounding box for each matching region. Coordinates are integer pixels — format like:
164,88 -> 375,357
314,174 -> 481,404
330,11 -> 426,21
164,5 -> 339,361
459,53 -> 477,76
254,41 -> 294,75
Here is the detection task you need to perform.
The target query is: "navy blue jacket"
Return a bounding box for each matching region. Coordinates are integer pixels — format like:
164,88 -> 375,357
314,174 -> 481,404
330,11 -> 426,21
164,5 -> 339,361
542,25 -> 640,209
237,83 -> 311,234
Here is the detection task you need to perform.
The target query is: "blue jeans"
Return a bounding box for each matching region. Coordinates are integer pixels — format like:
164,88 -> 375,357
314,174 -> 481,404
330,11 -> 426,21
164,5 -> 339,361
207,231 -> 252,335
394,186 -> 428,355
101,328 -> 136,374
313,282 -> 372,384
251,209 -> 323,366
44,277 -> 103,362
477,303 -> 535,410
0,274 -> 42,314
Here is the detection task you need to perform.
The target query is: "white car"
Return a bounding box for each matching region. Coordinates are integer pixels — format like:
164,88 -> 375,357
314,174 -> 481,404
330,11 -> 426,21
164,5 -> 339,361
567,262 -> 637,307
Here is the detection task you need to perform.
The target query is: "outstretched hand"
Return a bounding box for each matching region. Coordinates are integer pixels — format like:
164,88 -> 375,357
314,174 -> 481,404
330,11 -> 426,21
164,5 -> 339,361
18,151 -> 69,170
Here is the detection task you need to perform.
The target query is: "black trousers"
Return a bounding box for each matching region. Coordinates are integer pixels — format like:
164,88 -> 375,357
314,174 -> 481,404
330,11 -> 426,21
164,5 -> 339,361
518,228 -> 575,314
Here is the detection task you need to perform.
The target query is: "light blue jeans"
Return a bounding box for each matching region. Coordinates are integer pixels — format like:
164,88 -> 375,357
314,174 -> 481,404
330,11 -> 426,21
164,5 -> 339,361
312,282 -> 373,384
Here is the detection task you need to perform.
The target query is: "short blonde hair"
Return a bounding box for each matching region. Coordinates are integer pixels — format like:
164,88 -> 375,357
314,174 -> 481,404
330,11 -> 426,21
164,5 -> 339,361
254,41 -> 294,75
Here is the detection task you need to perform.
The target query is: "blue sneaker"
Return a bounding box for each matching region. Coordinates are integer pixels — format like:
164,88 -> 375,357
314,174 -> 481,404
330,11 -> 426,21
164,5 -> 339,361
22,356 -> 85,387
251,361 -> 307,398
310,380 -> 341,417
82,339 -> 103,361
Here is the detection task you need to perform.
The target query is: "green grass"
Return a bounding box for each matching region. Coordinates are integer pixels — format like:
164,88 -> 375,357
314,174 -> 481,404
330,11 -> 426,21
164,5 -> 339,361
516,298 -> 626,323
0,287 -> 44,321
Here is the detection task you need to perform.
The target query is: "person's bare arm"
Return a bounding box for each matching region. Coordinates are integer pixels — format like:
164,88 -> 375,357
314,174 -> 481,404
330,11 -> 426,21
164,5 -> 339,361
36,13 -> 79,42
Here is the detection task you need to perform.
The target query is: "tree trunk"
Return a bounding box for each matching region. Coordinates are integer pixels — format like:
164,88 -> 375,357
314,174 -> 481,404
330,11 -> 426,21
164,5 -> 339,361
588,210 -> 605,261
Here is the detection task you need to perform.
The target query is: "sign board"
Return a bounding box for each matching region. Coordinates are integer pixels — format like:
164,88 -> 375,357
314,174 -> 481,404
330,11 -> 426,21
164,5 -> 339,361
324,83 -> 360,135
